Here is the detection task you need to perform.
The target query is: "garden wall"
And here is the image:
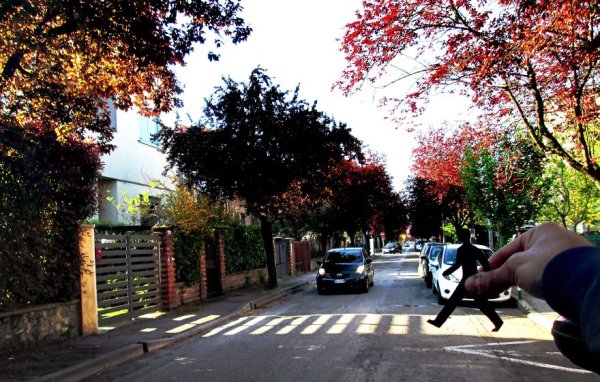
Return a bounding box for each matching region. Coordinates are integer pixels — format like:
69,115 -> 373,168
0,301 -> 81,353
222,268 -> 267,292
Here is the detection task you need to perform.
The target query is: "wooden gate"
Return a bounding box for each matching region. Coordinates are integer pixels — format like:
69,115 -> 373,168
95,234 -> 161,325
294,241 -> 311,273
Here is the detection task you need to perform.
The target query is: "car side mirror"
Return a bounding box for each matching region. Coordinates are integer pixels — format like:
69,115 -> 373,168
317,261 -> 322,266
365,258 -> 372,264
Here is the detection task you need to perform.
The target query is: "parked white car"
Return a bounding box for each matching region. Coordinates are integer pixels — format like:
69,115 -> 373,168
430,243 -> 512,305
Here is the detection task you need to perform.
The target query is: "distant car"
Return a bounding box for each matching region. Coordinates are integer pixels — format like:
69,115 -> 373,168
418,242 -> 445,288
404,241 -> 412,248
430,244 -> 512,305
316,247 -> 374,294
382,242 -> 401,254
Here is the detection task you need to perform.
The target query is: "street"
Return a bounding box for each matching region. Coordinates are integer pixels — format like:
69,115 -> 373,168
86,249 -> 597,382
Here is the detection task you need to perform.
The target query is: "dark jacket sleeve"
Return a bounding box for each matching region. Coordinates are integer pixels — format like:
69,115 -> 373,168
542,246 -> 600,363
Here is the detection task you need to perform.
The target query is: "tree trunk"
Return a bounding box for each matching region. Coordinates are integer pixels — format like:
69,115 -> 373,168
348,230 -> 356,246
259,217 -> 278,289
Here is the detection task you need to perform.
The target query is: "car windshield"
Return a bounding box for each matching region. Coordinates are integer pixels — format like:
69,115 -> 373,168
443,248 -> 493,265
384,243 -> 395,248
324,250 -> 364,264
429,246 -> 443,261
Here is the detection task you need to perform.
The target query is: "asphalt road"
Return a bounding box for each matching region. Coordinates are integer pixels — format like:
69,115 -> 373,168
86,249 -> 597,382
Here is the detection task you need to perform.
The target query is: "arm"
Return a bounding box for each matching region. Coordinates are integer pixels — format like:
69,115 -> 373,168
543,247 -> 600,363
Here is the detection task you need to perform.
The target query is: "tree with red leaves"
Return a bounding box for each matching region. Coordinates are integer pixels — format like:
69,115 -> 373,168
338,0 -> 600,183
309,155 -> 407,247
411,123 -> 493,233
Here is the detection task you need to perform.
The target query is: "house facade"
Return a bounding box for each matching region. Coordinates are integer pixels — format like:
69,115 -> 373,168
94,104 -> 175,225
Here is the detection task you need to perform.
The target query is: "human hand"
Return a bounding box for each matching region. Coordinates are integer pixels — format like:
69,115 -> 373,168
464,222 -> 593,298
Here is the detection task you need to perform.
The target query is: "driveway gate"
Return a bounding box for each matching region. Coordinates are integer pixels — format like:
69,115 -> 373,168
95,233 -> 161,325
274,239 -> 288,278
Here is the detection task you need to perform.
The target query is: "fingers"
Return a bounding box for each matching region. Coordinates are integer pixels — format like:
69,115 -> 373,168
486,234 -> 525,269
465,255 -> 521,296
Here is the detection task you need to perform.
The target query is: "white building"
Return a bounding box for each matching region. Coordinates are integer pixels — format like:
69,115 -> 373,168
95,104 -> 175,225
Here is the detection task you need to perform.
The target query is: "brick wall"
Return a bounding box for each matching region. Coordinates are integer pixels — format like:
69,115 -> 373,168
222,268 -> 267,292
158,230 -> 269,308
174,282 -> 201,305
156,230 -> 177,311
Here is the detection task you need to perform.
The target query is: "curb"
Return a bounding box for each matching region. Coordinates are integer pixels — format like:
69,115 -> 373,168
35,343 -> 144,382
516,297 -> 555,331
249,281 -> 310,309
35,281 -> 310,382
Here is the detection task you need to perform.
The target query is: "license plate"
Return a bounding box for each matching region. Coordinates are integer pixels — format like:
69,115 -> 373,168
334,279 -> 345,284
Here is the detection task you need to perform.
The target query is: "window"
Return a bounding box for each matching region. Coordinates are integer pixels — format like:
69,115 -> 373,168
139,116 -> 161,147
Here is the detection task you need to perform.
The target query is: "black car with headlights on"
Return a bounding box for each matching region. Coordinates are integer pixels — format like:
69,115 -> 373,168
316,247 -> 374,294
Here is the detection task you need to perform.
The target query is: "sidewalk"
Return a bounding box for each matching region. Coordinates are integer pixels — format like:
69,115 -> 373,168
515,288 -> 560,331
0,273 -> 315,382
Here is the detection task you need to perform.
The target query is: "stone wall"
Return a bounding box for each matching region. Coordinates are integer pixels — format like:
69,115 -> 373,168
0,301 -> 81,353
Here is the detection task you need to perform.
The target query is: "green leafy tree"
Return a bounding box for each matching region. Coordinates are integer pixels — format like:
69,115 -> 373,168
462,134 -> 548,244
159,68 -> 363,288
541,159 -> 600,231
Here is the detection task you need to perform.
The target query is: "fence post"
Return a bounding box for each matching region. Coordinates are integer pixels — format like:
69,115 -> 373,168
156,229 -> 177,311
79,224 -> 98,336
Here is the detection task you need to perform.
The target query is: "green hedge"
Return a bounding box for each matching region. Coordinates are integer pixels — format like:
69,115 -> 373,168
223,225 -> 266,274
1,125 -> 101,312
173,229 -> 203,285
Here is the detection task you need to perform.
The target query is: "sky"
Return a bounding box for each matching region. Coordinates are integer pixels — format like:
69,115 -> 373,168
173,0 -> 472,191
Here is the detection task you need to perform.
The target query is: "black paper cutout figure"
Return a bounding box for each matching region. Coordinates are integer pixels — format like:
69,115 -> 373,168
427,228 -> 503,332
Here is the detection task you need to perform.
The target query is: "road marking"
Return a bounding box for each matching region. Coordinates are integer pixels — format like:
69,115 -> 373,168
444,341 -> 592,374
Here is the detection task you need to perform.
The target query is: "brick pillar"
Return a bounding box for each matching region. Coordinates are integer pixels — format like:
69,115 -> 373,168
215,230 -> 226,290
79,224 -> 98,336
156,230 -> 177,311
287,239 -> 295,275
199,241 -> 208,300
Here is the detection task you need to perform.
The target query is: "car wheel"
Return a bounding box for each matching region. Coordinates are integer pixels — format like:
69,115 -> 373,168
362,279 -> 369,293
317,287 -> 325,295
425,274 -> 432,288
432,282 -> 438,295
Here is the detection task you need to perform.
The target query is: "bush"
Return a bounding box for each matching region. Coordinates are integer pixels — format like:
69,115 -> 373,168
0,124 -> 101,312
223,224 -> 266,274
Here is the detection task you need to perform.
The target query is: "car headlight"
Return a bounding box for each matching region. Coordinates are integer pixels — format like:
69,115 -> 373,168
355,265 -> 365,274
318,268 -> 326,276
443,273 -> 460,283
